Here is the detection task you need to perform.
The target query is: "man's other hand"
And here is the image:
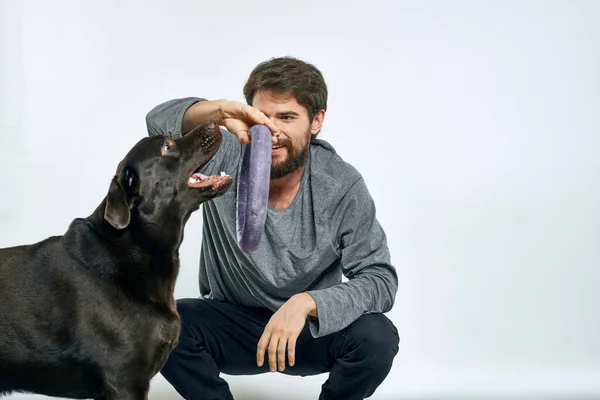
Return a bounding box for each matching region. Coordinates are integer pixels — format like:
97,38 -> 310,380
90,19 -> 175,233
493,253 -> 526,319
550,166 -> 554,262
256,292 -> 317,372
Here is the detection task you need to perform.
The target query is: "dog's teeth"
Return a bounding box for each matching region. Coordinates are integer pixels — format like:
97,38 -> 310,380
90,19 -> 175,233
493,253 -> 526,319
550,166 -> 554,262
220,171 -> 227,176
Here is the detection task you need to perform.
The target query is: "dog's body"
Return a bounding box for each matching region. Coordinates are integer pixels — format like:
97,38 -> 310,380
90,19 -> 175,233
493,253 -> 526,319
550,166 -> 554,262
0,122 -> 232,399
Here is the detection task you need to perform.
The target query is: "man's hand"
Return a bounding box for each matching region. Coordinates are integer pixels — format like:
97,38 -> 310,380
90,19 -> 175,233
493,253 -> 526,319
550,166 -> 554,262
256,292 -> 317,372
183,99 -> 280,144
217,100 -> 280,145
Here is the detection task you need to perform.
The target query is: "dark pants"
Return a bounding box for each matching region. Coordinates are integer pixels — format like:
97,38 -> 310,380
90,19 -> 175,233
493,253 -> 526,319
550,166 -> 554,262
160,298 -> 399,400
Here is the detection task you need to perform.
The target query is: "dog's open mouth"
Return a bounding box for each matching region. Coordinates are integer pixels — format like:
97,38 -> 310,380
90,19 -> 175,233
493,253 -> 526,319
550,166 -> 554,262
188,170 -> 232,191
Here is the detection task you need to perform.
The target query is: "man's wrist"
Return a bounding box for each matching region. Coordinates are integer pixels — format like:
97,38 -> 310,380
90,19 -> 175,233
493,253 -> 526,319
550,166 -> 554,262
182,100 -> 225,134
298,292 -> 318,318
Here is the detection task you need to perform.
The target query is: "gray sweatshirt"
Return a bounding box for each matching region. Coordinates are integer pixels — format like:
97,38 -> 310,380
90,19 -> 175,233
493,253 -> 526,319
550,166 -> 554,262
145,97 -> 398,338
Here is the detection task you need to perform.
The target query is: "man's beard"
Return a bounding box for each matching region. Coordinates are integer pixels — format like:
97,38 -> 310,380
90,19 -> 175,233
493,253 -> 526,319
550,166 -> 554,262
270,130 -> 311,179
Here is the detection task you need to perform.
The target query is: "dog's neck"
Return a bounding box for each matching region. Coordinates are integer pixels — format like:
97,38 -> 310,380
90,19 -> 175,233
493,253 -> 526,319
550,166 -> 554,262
64,199 -> 186,312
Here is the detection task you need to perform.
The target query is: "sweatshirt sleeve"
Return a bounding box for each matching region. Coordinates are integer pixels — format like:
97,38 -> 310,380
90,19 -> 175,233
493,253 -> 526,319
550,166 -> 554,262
306,177 -> 398,337
145,97 -> 206,138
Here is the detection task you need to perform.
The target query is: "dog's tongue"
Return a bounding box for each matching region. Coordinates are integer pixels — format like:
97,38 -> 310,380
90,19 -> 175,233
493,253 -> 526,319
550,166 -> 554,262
191,172 -> 209,180
188,171 -> 231,188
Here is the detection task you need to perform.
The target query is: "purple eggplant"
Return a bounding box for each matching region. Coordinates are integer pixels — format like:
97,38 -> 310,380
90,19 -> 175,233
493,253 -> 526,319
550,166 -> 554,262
236,124 -> 272,252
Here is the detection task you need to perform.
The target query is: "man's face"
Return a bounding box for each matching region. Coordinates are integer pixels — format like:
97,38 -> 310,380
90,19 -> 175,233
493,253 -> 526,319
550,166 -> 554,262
252,90 -> 320,179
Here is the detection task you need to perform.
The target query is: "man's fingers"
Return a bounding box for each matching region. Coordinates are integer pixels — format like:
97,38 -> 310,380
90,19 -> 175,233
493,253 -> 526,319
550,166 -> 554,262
223,118 -> 251,144
221,101 -> 279,137
267,335 -> 279,372
237,131 -> 250,144
247,108 -> 279,137
277,336 -> 287,372
263,119 -> 280,137
256,330 -> 271,367
287,337 -> 297,367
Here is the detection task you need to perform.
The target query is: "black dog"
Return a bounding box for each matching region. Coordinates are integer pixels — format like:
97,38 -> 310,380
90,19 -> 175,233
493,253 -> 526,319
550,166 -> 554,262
0,121 -> 232,399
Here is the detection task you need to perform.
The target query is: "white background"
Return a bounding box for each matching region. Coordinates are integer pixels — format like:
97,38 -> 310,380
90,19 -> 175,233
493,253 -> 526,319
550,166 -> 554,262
1,0 -> 599,399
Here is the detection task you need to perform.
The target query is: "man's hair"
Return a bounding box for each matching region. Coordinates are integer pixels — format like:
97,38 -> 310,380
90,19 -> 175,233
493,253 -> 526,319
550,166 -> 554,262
243,56 -> 328,123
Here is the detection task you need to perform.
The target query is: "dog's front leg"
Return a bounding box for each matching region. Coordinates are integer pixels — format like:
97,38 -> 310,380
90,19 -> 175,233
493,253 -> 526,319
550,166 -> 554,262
100,384 -> 149,400
105,389 -> 149,400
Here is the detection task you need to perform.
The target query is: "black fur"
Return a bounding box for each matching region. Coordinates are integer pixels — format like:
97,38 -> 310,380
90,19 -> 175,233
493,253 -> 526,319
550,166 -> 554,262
0,121 -> 232,400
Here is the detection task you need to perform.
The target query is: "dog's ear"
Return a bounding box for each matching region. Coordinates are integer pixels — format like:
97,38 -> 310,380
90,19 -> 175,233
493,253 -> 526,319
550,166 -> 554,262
104,176 -> 131,230
104,166 -> 139,230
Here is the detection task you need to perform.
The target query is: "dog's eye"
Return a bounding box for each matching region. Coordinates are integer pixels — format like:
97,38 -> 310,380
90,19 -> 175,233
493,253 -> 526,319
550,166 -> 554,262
162,139 -> 175,155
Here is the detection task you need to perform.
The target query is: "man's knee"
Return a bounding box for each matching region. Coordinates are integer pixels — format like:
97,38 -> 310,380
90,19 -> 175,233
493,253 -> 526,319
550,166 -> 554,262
174,298 -> 216,347
162,299 -> 207,376
176,298 -> 201,328
173,298 -> 231,354
345,314 -> 399,363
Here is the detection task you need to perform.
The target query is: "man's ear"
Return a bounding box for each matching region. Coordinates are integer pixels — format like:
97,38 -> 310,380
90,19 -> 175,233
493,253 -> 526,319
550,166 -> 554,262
310,109 -> 325,136
104,176 -> 132,230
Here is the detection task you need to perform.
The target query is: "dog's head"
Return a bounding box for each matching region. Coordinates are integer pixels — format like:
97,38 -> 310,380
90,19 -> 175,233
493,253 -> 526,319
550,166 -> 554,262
103,121 -> 233,231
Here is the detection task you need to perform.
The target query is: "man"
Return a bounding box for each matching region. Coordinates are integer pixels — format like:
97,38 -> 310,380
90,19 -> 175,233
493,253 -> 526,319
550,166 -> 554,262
145,56 -> 399,400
